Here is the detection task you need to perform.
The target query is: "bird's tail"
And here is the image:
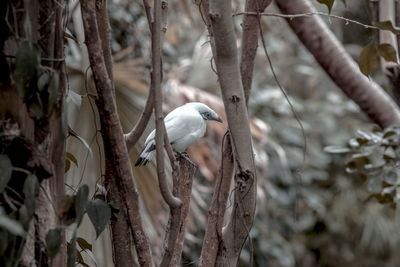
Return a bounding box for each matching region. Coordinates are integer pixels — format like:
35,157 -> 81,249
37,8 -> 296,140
135,142 -> 155,166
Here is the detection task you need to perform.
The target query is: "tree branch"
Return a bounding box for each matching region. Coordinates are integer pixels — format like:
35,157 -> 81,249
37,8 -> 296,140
208,0 -> 257,265
275,0 -> 400,127
240,0 -> 272,105
164,156 -> 196,267
79,1 -> 153,266
199,133 -> 234,266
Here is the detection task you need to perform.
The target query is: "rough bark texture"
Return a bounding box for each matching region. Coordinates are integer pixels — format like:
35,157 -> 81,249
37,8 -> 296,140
240,0 -> 272,105
169,157 -> 196,267
199,134 -> 234,266
275,0 -> 400,127
80,1 -> 153,266
209,0 -> 257,265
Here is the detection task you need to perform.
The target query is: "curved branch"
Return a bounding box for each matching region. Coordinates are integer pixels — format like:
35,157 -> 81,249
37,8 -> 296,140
275,0 -> 400,127
124,88 -> 154,150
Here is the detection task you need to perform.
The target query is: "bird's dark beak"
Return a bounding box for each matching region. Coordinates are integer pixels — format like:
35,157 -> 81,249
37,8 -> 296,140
215,116 -> 223,123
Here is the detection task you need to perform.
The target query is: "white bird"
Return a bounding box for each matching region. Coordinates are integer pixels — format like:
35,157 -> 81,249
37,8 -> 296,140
135,102 -> 222,166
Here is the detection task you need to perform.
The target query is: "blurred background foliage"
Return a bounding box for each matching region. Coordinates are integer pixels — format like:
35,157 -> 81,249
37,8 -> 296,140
63,0 -> 400,266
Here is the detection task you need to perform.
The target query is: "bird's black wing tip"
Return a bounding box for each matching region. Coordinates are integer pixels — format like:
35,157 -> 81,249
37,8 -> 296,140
135,157 -> 144,167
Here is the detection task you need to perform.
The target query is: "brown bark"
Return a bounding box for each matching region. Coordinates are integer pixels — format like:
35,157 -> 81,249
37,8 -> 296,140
240,0 -> 272,105
199,134 -> 234,266
80,1 -> 153,266
169,157 -> 196,267
275,0 -> 400,128
208,0 -> 257,265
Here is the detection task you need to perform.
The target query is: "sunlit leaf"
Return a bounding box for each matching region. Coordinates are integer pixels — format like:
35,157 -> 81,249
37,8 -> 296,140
87,199 -> 111,238
377,43 -> 398,63
359,43 -> 378,76
0,155 -> 12,193
46,228 -> 62,259
374,20 -> 400,35
68,126 -> 93,158
0,207 -> 25,236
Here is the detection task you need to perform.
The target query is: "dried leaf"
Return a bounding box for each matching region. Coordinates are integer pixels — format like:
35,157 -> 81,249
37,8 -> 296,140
374,20 -> 400,35
66,152 -> 78,167
77,237 -> 93,251
377,43 -> 398,63
316,0 -> 335,13
359,43 -> 378,76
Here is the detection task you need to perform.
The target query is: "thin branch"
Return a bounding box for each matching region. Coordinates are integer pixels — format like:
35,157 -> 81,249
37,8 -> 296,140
152,0 -> 181,209
142,0 -> 153,30
124,88 -> 154,150
240,0 -> 272,106
234,11 -> 386,31
79,1 -> 153,266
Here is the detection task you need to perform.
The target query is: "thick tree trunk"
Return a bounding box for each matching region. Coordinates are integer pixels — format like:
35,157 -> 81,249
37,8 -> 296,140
275,0 -> 400,127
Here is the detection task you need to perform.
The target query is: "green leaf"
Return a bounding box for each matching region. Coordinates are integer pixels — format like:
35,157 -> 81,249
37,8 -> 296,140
377,43 -> 398,63
374,20 -> 400,35
68,127 -> 93,158
75,184 -> 89,225
67,232 -> 77,267
0,155 -> 12,193
0,207 -> 26,236
14,41 -> 40,99
66,152 -> 78,167
87,199 -> 111,238
48,72 -> 59,112
46,228 -> 62,259
316,0 -> 335,13
77,237 -> 93,251
0,230 -> 8,256
23,174 -> 38,217
359,43 -> 378,76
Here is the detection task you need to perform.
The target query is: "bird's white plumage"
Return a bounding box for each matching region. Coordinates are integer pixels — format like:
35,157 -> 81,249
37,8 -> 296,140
135,102 -> 221,166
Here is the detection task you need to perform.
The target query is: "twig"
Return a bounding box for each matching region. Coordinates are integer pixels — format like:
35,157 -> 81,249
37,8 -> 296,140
234,11 -> 385,31
142,0 -> 153,30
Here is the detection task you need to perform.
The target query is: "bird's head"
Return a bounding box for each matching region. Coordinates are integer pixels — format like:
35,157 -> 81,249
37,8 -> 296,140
186,102 -> 223,123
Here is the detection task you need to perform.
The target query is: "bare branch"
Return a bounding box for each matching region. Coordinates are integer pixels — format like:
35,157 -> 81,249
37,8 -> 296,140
165,156 -> 196,267
199,133 -> 234,266
152,0 -> 181,210
79,1 -> 153,266
124,88 -> 154,150
240,0 -> 272,105
209,0 -> 257,264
